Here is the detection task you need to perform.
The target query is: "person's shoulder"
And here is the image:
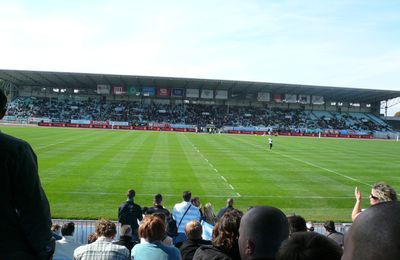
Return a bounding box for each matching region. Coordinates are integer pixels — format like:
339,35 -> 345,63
0,132 -> 31,151
194,245 -> 231,260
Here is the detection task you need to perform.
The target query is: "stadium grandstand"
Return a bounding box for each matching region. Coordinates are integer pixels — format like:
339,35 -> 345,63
1,69 -> 400,139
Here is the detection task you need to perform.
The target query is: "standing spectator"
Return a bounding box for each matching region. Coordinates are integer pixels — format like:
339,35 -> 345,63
132,215 -> 181,260
172,191 -> 201,244
146,193 -> 171,221
178,221 -> 211,260
118,189 -> 143,242
342,201 -> 400,260
74,219 -> 130,260
54,222 -> 81,260
113,225 -> 135,254
0,89 -> 55,260
201,202 -> 216,225
287,214 -> 307,236
276,232 -> 342,260
194,209 -> 243,260
323,221 -> 344,247
216,198 -> 234,221
239,206 -> 289,260
352,182 -> 397,221
191,197 -> 203,219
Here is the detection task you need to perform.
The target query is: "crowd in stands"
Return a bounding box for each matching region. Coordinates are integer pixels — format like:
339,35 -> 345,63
5,96 -> 393,133
47,182 -> 398,260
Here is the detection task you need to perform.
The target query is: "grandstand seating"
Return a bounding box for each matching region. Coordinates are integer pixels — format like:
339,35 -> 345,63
5,96 -> 393,134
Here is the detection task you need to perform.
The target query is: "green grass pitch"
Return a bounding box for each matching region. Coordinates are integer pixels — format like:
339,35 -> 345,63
2,126 -> 399,222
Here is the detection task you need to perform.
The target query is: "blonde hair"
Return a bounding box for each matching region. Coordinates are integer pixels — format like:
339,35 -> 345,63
372,182 -> 397,202
202,202 -> 216,224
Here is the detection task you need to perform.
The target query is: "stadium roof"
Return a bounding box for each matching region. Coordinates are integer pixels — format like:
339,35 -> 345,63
1,69 -> 399,103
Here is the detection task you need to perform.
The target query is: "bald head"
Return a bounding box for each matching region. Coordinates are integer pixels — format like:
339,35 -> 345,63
239,206 -> 289,260
342,201 -> 400,260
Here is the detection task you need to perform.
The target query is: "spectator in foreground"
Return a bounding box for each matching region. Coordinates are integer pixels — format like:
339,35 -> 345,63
287,214 -> 307,236
118,189 -> 143,242
342,201 -> 400,260
132,215 -> 181,260
54,222 -> 81,260
113,224 -> 135,254
193,209 -> 243,260
0,89 -> 55,260
352,182 -> 397,221
74,219 -> 129,260
201,202 -> 216,225
172,191 -> 201,244
216,198 -> 234,220
239,206 -> 289,260
152,212 -> 173,246
323,220 -> 344,247
276,232 -> 342,260
87,232 -> 97,244
177,220 -> 212,260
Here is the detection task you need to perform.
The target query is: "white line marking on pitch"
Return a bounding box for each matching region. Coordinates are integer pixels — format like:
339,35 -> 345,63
233,137 -> 371,187
185,137 -> 241,196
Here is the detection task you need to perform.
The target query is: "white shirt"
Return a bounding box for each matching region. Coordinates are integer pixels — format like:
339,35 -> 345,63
54,235 -> 82,260
172,201 -> 201,233
269,138 -> 273,144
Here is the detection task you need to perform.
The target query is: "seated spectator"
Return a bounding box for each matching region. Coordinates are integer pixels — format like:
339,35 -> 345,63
342,201 -> 400,260
276,232 -> 343,260
87,232 -> 97,244
239,206 -> 289,260
352,182 -> 397,221
216,198 -> 234,221
152,212 -> 173,246
201,202 -> 216,225
74,219 -> 129,260
113,225 -> 136,254
178,220 -> 212,260
287,214 -> 307,236
146,193 -> 171,221
323,220 -> 344,247
193,209 -> 243,260
132,215 -> 181,259
54,222 -> 81,260
52,224 -> 62,241
306,221 -> 314,232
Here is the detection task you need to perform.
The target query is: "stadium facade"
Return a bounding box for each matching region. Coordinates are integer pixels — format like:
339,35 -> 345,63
1,69 -> 399,138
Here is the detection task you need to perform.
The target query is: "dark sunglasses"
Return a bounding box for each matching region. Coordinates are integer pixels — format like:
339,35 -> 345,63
369,194 -> 378,200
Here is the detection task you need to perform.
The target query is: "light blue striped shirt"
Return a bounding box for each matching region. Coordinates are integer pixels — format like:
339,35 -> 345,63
172,201 -> 201,233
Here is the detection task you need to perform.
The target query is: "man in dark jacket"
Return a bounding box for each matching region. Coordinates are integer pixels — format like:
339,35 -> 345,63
0,89 -> 55,260
178,220 -> 211,260
216,198 -> 234,221
113,224 -> 136,254
118,189 -> 143,242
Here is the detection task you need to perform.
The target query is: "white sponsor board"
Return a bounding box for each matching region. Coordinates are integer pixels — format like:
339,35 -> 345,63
201,89 -> 214,99
257,92 -> 270,102
186,88 -> 200,98
215,90 -> 228,99
71,119 -> 91,124
97,84 -> 110,94
312,95 -> 325,104
109,121 -> 129,126
285,94 -> 297,103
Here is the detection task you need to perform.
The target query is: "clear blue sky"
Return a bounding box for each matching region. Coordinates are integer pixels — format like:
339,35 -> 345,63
0,0 -> 399,115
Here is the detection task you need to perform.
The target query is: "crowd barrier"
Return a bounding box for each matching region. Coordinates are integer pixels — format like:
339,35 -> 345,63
52,219 -> 351,245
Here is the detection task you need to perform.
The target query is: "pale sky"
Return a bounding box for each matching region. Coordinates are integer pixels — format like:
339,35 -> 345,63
0,0 -> 399,115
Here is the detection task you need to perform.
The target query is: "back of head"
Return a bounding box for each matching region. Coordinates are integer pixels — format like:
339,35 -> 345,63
61,222 -> 75,236
372,182 -> 397,202
213,209 -> 243,252
185,220 -> 203,240
139,215 -> 166,243
287,215 -> 307,235
227,198 -> 234,206
154,193 -> 162,204
276,232 -> 343,260
127,189 -> 135,199
95,219 -> 117,238
323,220 -> 336,233
183,191 -> 191,202
239,206 -> 289,260
120,224 -> 132,237
342,201 -> 400,260
51,224 -> 61,232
